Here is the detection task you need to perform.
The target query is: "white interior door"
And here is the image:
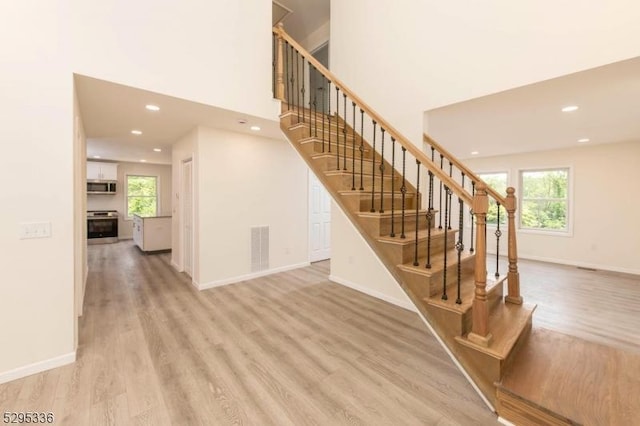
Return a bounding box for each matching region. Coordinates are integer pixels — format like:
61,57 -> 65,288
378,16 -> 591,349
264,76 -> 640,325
309,170 -> 331,262
182,159 -> 193,277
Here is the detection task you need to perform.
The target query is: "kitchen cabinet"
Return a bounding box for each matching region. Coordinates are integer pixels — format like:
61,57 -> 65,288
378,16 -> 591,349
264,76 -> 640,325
133,214 -> 172,252
87,161 -> 118,181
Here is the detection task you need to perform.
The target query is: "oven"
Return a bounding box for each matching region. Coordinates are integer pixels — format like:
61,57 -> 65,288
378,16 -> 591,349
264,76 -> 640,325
87,210 -> 119,244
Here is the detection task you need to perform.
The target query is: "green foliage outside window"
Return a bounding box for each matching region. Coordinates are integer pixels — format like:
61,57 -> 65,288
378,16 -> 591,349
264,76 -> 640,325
127,175 -> 157,217
478,172 -> 507,225
520,169 -> 568,231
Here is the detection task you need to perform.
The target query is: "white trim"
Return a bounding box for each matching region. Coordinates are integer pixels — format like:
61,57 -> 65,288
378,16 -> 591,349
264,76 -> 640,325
328,275 -> 418,312
198,262 -> 311,291
0,351 -> 76,384
170,259 -> 182,272
519,253 -> 640,276
497,417 -> 516,426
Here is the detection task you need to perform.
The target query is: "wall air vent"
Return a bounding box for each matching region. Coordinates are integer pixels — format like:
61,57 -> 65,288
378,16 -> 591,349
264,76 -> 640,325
251,226 -> 269,272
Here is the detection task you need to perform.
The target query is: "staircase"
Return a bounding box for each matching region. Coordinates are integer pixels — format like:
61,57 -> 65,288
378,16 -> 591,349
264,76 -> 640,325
273,24 -> 539,423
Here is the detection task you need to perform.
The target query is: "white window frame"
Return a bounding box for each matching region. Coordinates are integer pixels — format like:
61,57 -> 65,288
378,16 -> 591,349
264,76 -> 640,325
518,166 -> 573,236
476,171 -> 509,228
125,174 -> 161,220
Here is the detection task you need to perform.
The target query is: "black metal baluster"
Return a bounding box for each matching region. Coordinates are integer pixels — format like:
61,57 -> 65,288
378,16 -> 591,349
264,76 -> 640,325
456,196 -> 464,304
351,102 -> 356,190
370,121 -> 377,212
289,45 -> 294,110
284,41 -> 289,107
296,51 -> 300,121
335,86 -> 340,170
320,83 -> 325,152
448,161 -> 453,230
343,94 -> 347,170
301,60 -> 306,124
470,181 -> 475,253
425,168 -> 434,269
327,81 -> 331,153
495,202 -> 502,278
400,147 -> 407,238
359,109 -> 364,190
413,161 -> 421,266
312,91 -> 317,138
438,154 -> 444,229
390,137 -> 396,237
379,129 -> 385,213
442,186 -> 450,300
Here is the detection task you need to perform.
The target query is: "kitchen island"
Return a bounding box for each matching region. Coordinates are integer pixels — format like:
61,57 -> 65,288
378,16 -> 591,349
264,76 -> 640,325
132,214 -> 172,252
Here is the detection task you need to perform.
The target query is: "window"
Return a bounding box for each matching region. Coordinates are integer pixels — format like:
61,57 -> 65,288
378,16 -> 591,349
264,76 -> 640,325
520,168 -> 569,231
478,172 -> 507,226
127,175 -> 158,218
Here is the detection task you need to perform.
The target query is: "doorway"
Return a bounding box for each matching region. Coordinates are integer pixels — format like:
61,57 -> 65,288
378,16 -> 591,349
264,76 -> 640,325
309,171 -> 331,262
182,159 -> 194,276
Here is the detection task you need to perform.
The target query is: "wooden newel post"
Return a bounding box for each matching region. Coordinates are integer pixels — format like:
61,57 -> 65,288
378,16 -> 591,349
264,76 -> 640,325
275,23 -> 286,101
505,187 -> 523,305
469,182 -> 493,347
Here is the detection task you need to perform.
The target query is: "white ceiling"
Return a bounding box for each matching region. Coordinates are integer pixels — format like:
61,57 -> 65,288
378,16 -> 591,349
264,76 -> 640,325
276,0 -> 329,42
426,56 -> 640,159
75,75 -> 283,165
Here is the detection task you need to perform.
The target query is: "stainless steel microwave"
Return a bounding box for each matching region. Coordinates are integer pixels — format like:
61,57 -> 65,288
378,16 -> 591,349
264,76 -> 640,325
87,180 -> 117,194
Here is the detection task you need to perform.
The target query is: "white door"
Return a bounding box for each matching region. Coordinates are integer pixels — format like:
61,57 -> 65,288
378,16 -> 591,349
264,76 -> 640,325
309,170 -> 331,262
182,159 -> 194,277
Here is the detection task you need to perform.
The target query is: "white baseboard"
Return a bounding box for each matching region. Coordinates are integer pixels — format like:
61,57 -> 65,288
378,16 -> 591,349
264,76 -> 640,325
328,275 -> 418,312
497,416 -> 516,426
519,253 -> 640,276
170,259 -> 182,272
198,262 -> 311,291
0,351 -> 76,384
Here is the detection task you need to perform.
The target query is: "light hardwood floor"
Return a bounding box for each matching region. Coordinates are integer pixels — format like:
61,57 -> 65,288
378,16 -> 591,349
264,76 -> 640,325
0,241 -> 498,425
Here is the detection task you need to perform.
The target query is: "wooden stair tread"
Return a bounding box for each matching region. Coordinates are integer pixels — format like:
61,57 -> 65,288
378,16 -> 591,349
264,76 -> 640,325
325,169 -> 398,178
356,209 -> 431,218
424,275 -> 506,313
338,189 -> 416,197
311,152 -> 374,161
378,228 -> 457,245
455,302 -> 537,360
396,249 -> 474,276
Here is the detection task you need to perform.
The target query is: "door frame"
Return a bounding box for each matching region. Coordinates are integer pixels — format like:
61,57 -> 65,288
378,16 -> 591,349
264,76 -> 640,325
181,158 -> 194,277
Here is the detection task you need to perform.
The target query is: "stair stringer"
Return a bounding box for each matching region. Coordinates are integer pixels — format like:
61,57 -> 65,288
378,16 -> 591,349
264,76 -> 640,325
279,116 -> 500,411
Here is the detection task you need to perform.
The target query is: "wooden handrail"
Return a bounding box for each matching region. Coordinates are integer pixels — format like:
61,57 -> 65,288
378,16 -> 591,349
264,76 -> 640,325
423,133 -> 506,205
274,25 -> 472,206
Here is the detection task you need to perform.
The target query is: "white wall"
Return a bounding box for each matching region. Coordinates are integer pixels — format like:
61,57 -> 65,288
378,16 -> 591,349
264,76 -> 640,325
329,202 -> 415,310
464,141 -> 640,275
328,0 -> 640,307
171,128 -> 199,282
1,0 -> 277,380
196,126 -> 309,287
87,161 -> 172,239
0,2 -> 75,379
73,88 -> 88,322
70,0 -> 277,121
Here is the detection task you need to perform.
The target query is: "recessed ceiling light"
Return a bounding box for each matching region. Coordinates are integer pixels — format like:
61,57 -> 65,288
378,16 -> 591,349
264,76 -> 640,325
561,105 -> 579,112
140,159 -> 147,163
92,155 -> 101,159
131,130 -> 142,135
153,148 -> 162,152
250,125 -> 261,131
145,104 -> 160,111
578,138 -> 590,143
471,151 -> 479,155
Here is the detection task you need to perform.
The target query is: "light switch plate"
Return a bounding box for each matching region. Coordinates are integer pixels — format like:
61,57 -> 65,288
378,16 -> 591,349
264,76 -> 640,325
19,222 -> 52,239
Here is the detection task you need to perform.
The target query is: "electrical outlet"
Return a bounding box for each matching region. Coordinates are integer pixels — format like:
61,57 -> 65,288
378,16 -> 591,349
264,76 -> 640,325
19,222 -> 52,239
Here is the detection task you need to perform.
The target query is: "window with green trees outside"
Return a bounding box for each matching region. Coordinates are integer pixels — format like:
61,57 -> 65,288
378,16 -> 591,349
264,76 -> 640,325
127,175 -> 158,218
520,168 -> 569,231
477,172 -> 507,225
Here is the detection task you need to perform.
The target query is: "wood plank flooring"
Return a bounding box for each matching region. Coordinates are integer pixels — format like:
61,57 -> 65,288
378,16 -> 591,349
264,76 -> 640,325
0,241 -> 497,425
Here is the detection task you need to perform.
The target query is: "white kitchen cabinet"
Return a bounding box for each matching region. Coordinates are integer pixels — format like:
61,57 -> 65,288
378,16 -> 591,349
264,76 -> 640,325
87,161 -> 118,180
133,214 -> 172,252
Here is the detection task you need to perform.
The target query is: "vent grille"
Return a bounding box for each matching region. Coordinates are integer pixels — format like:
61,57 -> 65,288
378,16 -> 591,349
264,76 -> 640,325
251,226 -> 269,272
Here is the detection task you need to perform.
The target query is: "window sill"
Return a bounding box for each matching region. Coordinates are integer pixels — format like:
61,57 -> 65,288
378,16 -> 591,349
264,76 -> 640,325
517,228 -> 573,238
